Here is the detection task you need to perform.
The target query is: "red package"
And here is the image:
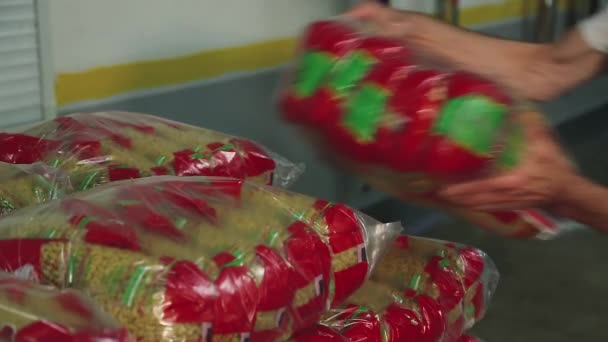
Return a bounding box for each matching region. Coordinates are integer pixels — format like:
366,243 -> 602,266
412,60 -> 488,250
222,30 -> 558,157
0,272 -> 131,342
0,176 -> 401,341
291,235 -> 498,342
279,18 -> 576,239
0,111 -> 302,215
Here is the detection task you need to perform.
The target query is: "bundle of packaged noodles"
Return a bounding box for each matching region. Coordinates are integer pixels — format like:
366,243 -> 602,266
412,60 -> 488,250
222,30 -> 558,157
0,162 -> 73,216
278,19 -> 575,239
0,111 -> 301,195
291,235 -> 498,342
0,176 -> 401,341
0,272 -> 131,342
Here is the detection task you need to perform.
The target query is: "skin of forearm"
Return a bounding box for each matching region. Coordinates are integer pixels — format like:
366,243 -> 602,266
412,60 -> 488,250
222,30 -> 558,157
555,175 -> 608,232
402,14 -> 605,101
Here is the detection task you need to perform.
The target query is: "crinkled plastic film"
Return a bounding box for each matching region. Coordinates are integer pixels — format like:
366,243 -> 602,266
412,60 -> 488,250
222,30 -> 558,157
0,272 -> 131,341
0,112 -> 302,211
291,235 -> 498,342
278,18 -> 576,239
0,176 -> 401,341
0,162 -> 73,216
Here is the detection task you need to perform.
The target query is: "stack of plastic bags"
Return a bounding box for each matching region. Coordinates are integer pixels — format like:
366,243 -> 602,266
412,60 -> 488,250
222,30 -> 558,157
0,176 -> 405,341
0,174 -> 497,341
0,20 -> 506,341
292,235 -> 497,342
0,112 -> 302,215
279,19 -> 573,239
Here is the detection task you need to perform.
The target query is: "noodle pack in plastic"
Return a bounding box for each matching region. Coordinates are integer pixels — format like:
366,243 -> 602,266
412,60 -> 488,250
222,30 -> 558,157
278,18 -> 573,239
0,111 -> 302,215
291,235 -> 498,342
0,176 -> 400,341
0,162 -> 70,216
0,272 -> 131,342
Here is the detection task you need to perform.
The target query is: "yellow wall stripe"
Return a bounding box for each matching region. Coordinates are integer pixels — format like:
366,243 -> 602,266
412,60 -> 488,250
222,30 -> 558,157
460,0 -> 530,26
55,0 -> 570,107
55,37 -> 296,106
460,0 -> 568,26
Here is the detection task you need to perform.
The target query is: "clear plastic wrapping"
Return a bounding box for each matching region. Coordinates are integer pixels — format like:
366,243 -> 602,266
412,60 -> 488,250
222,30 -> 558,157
0,272 -> 131,341
278,18 -> 574,239
0,162 -> 72,215
0,176 -> 401,341
0,112 -> 302,215
291,235 -> 498,342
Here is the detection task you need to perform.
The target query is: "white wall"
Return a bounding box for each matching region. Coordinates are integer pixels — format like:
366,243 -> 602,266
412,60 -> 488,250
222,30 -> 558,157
49,0 -> 344,73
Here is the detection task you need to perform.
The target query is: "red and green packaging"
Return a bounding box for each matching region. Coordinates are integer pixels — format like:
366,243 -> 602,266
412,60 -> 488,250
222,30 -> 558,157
290,235 -> 498,342
0,271 -> 132,342
0,176 -> 401,341
279,20 -> 360,124
279,18 -> 575,239
0,111 -> 303,215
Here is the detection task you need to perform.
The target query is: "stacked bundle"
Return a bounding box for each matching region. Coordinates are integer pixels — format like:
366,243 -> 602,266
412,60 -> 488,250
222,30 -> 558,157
0,176 -> 400,341
292,235 -> 498,342
279,19 -> 572,239
0,112 -> 301,214
0,272 -> 131,341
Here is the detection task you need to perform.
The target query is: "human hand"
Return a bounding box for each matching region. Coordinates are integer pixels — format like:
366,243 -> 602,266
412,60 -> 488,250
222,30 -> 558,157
438,112 -> 578,211
344,2 -> 418,40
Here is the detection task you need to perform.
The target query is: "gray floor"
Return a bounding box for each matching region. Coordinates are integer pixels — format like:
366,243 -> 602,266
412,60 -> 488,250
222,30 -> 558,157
364,106 -> 608,341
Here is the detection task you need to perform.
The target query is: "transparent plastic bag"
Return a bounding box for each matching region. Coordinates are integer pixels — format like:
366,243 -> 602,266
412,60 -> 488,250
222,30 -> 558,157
291,235 -> 498,342
0,111 -> 302,193
0,176 -> 401,341
0,162 -> 74,216
0,272 -> 131,342
278,19 -> 575,239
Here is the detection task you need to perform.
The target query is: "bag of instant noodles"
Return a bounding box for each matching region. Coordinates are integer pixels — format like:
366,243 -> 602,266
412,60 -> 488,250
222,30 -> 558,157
0,176 -> 400,341
278,19 -> 576,239
291,235 -> 498,342
0,112 -> 301,201
0,272 -> 131,342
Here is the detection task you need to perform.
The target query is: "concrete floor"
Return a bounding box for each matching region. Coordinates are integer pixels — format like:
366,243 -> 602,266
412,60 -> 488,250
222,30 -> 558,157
364,106 -> 608,341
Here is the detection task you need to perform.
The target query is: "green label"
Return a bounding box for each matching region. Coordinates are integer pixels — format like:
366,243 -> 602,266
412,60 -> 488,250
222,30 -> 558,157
154,155 -> 167,166
433,96 -> 507,155
122,266 -> 147,308
293,51 -> 334,97
408,273 -> 422,291
328,51 -> 375,96
78,171 -> 100,191
216,143 -> 234,152
190,152 -> 204,159
266,231 -> 279,247
498,124 -> 523,169
174,217 -> 188,229
343,85 -> 388,141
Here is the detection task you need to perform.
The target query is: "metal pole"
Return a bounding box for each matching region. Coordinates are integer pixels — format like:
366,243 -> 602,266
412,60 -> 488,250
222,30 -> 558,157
450,0 -> 460,27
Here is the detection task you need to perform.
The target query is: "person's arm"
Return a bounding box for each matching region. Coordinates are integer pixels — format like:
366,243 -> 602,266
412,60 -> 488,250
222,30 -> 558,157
404,16 -> 605,100
555,175 -> 608,233
348,4 -> 606,101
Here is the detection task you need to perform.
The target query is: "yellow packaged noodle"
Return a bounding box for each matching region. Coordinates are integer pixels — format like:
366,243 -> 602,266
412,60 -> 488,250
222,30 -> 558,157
292,235 -> 499,342
0,176 -> 400,341
0,112 -> 302,211
0,271 -> 131,341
